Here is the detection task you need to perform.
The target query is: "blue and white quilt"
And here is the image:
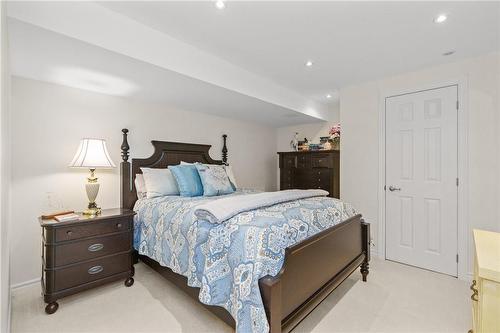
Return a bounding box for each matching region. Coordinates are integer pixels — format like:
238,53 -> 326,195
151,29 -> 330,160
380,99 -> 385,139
133,189 -> 356,333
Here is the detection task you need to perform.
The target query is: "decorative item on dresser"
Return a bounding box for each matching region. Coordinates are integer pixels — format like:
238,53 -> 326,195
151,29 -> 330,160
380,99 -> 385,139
121,129 -> 369,333
278,150 -> 340,198
69,138 -> 116,215
40,208 -> 135,314
469,229 -> 500,333
329,123 -> 341,150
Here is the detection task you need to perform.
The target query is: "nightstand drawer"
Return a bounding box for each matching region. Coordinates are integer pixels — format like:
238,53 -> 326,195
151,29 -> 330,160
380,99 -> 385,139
55,218 -> 131,242
49,232 -> 131,267
50,252 -> 130,292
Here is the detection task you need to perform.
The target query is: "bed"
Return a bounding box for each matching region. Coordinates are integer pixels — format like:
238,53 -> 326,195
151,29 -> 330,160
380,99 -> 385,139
119,129 -> 370,333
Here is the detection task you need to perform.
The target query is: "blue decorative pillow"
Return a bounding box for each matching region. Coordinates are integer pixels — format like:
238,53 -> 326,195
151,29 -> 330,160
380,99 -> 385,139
169,165 -> 203,197
195,164 -> 234,196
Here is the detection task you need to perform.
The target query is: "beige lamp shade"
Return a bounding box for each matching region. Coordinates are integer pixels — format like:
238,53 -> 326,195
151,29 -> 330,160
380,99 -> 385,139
69,138 -> 116,168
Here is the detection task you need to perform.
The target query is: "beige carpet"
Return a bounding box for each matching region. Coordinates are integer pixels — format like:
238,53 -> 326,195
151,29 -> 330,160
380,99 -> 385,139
11,258 -> 470,332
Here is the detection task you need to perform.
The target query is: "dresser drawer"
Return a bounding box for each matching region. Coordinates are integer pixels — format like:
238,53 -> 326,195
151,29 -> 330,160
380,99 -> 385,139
55,218 -> 131,242
50,252 -> 130,292
49,232 -> 132,267
296,154 -> 310,169
282,155 -> 296,169
311,170 -> 331,184
313,183 -> 331,191
312,154 -> 333,168
294,170 -> 312,189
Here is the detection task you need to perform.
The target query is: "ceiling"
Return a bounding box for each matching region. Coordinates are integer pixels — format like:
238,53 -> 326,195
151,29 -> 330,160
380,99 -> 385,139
8,19 -> 319,126
7,1 -> 500,127
100,1 -> 500,97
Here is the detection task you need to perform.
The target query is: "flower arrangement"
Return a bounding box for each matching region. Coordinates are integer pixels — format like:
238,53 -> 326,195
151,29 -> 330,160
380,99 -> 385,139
328,123 -> 341,149
329,123 -> 340,139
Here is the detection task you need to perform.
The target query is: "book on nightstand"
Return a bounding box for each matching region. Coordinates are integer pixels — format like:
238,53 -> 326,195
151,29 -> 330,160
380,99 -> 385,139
53,213 -> 80,222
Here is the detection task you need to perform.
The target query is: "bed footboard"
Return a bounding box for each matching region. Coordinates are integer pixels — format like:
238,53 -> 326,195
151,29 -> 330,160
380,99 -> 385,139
259,215 -> 370,333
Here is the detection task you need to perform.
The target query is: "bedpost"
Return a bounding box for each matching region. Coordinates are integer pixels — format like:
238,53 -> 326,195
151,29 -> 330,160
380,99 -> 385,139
259,276 -> 282,333
120,128 -> 131,209
360,220 -> 370,282
121,128 -> 138,267
222,134 -> 228,165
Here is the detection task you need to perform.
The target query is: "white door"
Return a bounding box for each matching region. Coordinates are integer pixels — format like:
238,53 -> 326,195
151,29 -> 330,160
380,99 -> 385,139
385,85 -> 458,276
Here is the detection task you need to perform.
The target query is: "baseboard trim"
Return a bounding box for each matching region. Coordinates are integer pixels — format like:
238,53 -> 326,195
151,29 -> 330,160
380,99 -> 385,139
6,290 -> 10,333
10,277 -> 40,291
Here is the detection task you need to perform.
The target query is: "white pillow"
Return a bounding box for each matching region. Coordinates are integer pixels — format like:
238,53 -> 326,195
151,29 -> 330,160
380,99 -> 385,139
140,167 -> 179,198
181,161 -> 237,189
224,165 -> 238,189
135,174 -> 147,199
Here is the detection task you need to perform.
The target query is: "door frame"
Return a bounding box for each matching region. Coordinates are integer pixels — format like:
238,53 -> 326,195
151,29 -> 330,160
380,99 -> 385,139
377,77 -> 469,280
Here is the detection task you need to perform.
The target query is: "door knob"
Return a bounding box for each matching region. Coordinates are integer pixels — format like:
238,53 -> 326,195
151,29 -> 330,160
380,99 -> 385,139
388,186 -> 401,192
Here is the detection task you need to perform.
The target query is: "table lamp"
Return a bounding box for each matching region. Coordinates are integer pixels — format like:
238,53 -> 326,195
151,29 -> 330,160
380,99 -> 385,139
69,138 -> 115,215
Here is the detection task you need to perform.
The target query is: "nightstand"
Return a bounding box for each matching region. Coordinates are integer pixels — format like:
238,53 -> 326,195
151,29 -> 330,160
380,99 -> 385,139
40,208 -> 136,314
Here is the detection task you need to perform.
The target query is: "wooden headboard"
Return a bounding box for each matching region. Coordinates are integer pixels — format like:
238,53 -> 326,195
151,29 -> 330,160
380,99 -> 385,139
120,128 -> 228,210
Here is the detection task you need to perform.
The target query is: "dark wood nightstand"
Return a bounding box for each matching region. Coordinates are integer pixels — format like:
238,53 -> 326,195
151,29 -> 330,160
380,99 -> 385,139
40,208 -> 136,314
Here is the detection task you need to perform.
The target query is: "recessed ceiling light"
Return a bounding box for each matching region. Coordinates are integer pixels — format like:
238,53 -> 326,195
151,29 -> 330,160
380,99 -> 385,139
326,94 -> 332,99
434,14 -> 447,23
442,50 -> 455,56
305,60 -> 314,67
215,0 -> 225,9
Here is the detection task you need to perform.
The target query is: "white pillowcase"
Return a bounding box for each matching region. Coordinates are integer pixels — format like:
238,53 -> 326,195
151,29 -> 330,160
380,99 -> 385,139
134,174 -> 147,199
224,165 -> 238,189
180,161 -> 237,189
140,167 -> 179,198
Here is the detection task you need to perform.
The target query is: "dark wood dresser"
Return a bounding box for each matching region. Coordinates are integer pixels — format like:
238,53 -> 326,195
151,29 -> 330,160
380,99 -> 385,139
278,150 -> 340,198
40,208 -> 135,314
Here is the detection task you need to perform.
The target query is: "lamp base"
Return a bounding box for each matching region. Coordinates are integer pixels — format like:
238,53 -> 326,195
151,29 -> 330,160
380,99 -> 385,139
85,175 -> 101,216
83,207 -> 101,216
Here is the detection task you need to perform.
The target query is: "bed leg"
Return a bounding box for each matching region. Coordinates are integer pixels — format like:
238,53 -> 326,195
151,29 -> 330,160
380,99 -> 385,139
361,261 -> 369,282
360,220 -> 370,282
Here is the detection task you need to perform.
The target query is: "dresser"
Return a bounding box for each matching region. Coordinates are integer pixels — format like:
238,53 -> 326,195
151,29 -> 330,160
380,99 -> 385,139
278,150 -> 340,198
470,229 -> 500,333
40,208 -> 135,314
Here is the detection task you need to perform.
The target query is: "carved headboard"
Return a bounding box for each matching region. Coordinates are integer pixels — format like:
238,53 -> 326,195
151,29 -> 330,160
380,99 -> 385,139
120,129 -> 228,210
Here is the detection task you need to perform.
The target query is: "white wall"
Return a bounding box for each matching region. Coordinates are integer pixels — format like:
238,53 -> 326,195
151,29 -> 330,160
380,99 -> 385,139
0,1 -> 11,331
340,52 -> 500,277
10,77 -> 277,286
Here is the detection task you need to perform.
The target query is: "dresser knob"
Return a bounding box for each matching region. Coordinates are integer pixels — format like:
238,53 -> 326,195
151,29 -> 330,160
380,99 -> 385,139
88,243 -> 104,252
88,265 -> 104,275
116,223 -> 122,228
66,230 -> 73,236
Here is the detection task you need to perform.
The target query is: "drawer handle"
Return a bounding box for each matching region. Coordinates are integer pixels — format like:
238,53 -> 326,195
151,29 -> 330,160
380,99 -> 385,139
116,223 -> 122,228
88,243 -> 104,252
470,280 -> 479,302
66,230 -> 73,236
88,265 -> 104,275
318,159 -> 323,162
